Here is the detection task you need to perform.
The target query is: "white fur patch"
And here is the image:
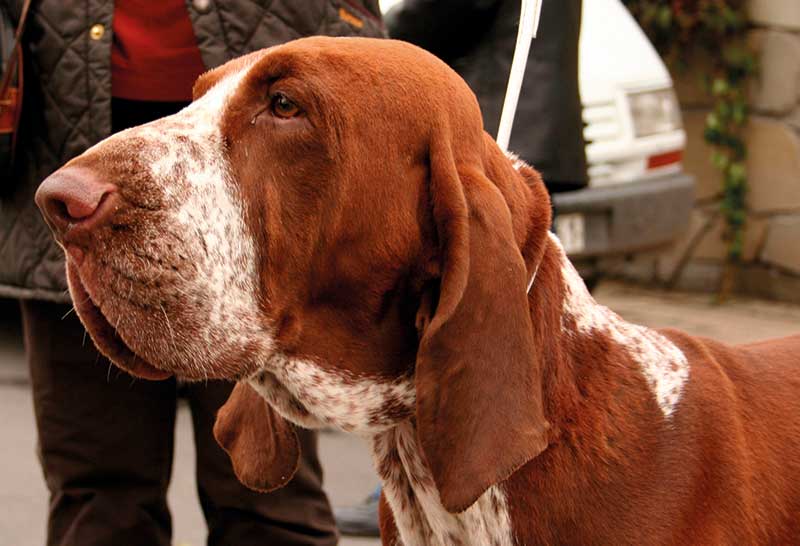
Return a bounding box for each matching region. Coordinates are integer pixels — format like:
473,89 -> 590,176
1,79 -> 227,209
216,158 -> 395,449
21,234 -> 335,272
550,233 -> 690,417
373,422 -> 515,546
82,60 -> 274,379
503,149 -> 527,172
249,357 -> 414,434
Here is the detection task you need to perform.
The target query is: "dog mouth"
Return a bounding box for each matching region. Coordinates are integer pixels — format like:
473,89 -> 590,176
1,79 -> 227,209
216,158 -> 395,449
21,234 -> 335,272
67,261 -> 173,381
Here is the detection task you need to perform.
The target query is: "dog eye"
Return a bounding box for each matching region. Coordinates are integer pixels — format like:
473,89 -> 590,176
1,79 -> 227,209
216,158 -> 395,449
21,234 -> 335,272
270,93 -> 300,118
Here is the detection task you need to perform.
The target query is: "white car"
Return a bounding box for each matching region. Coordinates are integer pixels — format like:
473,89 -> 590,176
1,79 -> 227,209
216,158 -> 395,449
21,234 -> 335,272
556,0 -> 692,264
381,0 -> 694,269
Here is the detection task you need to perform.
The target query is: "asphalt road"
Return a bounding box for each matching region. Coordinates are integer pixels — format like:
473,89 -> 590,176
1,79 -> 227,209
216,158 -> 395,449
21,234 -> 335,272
2,281 -> 799,546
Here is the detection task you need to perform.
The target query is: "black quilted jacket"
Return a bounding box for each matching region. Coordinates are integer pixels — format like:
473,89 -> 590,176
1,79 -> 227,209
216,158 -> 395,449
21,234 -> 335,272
0,0 -> 383,302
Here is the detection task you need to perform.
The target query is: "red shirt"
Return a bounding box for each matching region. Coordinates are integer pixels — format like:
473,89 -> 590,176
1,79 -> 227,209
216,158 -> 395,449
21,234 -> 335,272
111,0 -> 207,102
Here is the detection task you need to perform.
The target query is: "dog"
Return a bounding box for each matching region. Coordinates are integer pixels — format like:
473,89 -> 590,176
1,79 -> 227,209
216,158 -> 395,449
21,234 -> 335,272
36,37 -> 800,545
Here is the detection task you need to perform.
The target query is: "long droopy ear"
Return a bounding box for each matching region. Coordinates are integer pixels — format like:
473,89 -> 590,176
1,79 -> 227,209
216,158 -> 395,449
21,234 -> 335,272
214,382 -> 300,492
416,135 -> 550,513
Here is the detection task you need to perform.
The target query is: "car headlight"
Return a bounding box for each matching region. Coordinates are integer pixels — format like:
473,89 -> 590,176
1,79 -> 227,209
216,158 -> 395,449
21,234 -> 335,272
628,88 -> 682,137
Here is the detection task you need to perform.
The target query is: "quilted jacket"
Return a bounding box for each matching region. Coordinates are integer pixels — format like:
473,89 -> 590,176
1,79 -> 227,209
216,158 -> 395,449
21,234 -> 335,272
0,0 -> 384,302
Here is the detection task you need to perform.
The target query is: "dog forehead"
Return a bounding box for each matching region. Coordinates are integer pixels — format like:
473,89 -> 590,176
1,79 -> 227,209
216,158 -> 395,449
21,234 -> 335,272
289,37 -> 474,91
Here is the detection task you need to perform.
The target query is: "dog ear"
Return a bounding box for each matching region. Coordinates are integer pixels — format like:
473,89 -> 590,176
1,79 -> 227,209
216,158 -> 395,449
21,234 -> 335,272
214,382 -> 300,492
415,135 -> 550,513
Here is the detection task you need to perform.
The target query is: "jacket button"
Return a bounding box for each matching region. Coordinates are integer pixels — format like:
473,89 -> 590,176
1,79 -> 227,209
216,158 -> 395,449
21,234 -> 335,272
89,24 -> 105,41
193,0 -> 210,13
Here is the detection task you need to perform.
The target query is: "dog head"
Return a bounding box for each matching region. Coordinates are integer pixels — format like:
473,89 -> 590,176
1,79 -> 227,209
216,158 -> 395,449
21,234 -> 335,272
36,37 -> 552,512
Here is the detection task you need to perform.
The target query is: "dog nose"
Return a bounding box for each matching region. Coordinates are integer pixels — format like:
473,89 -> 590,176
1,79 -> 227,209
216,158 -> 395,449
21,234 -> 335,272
35,167 -> 118,238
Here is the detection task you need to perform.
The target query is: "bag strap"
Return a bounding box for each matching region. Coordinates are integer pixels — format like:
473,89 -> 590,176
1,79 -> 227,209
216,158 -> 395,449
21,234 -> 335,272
1,0 -> 33,100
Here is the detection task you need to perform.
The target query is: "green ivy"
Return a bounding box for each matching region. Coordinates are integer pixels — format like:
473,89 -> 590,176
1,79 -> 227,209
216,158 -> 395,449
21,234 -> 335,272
622,0 -> 756,266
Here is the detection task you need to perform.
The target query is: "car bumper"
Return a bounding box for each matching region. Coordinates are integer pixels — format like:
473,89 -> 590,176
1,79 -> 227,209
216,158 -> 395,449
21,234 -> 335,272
551,171 -> 694,258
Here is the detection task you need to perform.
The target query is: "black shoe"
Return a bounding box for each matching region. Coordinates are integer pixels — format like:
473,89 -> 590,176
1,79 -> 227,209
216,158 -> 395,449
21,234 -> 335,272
334,488 -> 381,537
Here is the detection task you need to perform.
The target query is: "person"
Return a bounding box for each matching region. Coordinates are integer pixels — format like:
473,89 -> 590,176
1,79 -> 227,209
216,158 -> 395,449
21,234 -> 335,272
333,0 -> 587,537
387,0 -> 586,193
0,2 -> 385,545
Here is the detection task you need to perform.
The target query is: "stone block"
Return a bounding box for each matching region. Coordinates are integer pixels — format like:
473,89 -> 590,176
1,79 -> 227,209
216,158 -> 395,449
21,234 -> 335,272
599,253 -> 659,285
749,29 -> 800,115
749,0 -> 800,31
760,215 -> 800,274
670,260 -> 724,293
693,213 -> 766,263
737,264 -> 800,304
672,52 -> 715,109
746,116 -> 800,212
693,211 -> 727,261
681,109 -> 723,202
785,105 -> 800,132
742,217 -> 768,262
655,207 -> 717,281
655,206 -> 765,283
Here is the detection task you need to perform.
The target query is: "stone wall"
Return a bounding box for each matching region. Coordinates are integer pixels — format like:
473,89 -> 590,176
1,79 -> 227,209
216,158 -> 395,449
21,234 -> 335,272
610,0 -> 800,302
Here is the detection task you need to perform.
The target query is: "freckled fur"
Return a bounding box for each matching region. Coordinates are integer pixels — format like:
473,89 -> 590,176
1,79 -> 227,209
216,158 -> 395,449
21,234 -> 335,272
48,37 -> 800,546
373,422 -> 514,546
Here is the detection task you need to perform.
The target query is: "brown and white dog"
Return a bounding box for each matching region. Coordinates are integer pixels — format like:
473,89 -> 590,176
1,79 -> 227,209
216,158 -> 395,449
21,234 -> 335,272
36,37 -> 800,545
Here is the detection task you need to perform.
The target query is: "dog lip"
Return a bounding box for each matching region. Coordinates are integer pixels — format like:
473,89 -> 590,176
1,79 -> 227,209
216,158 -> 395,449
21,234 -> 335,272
65,245 -> 85,266
67,262 -> 173,381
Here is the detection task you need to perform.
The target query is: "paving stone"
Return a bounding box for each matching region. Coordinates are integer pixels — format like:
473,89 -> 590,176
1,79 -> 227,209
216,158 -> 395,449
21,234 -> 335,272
746,116 -> 800,212
749,29 -> 800,115
749,0 -> 800,31
760,215 -> 800,274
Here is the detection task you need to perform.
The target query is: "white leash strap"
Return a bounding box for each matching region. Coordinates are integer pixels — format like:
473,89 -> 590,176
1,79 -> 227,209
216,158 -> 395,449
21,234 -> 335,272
495,0 -> 545,294
526,267 -> 537,294
496,0 -> 543,152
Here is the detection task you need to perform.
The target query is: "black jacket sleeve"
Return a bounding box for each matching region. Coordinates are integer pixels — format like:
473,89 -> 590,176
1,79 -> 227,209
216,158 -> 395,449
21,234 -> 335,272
0,0 -> 21,22
386,0 -> 587,187
385,0 -> 501,62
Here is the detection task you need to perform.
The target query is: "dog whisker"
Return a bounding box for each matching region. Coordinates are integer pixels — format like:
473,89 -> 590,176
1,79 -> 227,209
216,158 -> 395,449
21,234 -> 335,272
159,303 -> 179,359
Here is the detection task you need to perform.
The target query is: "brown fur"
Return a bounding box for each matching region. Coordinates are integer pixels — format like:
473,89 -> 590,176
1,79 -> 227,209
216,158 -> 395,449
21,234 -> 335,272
36,37 -> 800,545
214,382 -> 300,492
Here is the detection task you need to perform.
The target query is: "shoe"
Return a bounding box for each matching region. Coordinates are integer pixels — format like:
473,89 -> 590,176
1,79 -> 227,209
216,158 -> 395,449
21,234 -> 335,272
334,487 -> 381,537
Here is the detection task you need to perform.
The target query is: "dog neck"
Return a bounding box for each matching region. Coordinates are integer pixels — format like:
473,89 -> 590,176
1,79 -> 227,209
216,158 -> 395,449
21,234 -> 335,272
371,420 -> 516,545
370,233 -> 690,544
533,234 -> 688,435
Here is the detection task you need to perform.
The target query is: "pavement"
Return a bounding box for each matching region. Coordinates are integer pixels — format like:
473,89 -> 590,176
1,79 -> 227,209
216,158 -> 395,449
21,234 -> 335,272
2,281 -> 800,546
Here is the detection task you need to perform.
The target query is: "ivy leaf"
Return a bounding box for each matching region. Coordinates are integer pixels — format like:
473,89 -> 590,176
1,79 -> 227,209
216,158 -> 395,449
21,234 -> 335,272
712,151 -> 730,170
624,0 -> 752,276
732,102 -> 747,125
727,162 -> 747,187
712,78 -> 730,97
657,6 -> 673,29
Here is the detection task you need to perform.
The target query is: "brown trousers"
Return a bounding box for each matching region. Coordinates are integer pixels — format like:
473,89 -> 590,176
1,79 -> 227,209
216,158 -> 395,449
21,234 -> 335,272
21,299 -> 337,546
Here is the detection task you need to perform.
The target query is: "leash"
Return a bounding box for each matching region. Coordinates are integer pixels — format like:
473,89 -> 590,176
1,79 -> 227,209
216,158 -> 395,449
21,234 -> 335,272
496,0 -> 544,294
496,0 -> 543,152
526,267 -> 537,294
